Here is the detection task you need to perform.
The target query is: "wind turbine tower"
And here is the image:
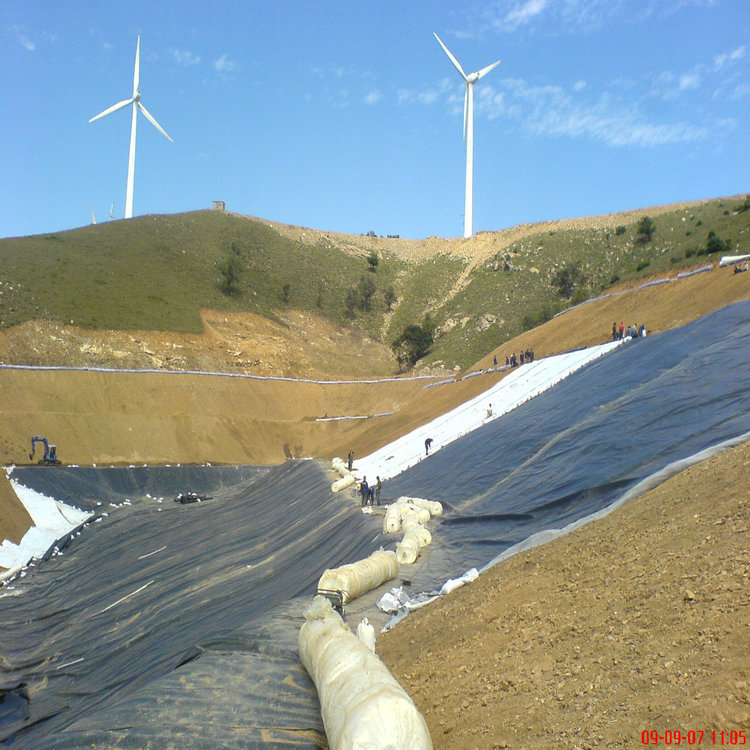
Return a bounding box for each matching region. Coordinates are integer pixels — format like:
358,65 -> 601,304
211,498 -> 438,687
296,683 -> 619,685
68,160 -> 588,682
434,33 -> 500,238
89,36 -> 173,219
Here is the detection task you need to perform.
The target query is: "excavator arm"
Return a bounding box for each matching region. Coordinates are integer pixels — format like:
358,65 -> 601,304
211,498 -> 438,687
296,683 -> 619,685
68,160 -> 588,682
29,436 -> 49,460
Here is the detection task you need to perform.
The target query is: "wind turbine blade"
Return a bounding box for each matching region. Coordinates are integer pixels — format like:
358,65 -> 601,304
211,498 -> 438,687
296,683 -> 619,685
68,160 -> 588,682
434,32 -> 467,80
89,97 -> 134,122
133,35 -> 140,96
476,59 -> 501,79
137,101 -> 174,142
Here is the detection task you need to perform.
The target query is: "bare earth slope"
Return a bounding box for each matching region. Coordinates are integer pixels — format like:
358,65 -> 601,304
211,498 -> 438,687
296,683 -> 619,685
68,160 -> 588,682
2,261 -> 747,472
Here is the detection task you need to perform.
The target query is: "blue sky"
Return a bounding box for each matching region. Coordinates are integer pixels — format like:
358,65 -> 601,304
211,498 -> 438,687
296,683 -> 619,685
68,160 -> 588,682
2,0 -> 748,239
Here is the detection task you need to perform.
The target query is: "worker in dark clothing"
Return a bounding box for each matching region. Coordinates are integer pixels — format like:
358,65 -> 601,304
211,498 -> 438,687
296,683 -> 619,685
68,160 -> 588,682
347,450 -> 354,471
359,477 -> 370,507
425,438 -> 433,456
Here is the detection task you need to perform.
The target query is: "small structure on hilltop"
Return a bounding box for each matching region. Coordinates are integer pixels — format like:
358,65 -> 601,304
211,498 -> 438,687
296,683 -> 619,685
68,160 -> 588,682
212,201 -> 226,211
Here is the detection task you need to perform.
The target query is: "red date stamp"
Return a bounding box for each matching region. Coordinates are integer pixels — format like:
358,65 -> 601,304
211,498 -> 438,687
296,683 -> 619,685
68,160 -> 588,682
642,730 -> 747,746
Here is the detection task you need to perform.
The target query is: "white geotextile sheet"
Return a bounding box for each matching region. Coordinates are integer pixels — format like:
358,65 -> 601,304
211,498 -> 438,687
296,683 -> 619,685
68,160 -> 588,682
356,339 -> 623,481
0,481 -> 92,571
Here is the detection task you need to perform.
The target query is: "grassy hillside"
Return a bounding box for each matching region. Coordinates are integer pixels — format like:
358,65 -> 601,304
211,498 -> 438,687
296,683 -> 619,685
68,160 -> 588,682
0,211 -> 410,333
417,195 -> 750,367
1,196 -> 748,370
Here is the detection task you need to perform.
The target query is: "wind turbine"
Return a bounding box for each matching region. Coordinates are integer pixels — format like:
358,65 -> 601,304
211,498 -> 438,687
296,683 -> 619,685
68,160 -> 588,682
434,33 -> 500,238
89,36 -> 173,219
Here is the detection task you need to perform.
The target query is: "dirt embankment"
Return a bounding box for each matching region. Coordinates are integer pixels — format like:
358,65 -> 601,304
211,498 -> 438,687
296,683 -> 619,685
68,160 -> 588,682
0,308 -> 399,380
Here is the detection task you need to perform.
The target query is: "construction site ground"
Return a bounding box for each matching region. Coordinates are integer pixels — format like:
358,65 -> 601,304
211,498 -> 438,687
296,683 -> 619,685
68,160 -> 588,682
1,262 -> 749,748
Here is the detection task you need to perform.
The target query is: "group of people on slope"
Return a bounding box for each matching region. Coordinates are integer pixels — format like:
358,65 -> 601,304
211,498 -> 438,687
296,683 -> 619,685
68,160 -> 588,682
612,322 -> 646,341
506,348 -> 534,367
359,475 -> 382,507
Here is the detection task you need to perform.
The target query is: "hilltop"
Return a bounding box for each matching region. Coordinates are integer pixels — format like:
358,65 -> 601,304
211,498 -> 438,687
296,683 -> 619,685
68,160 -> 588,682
1,194 -> 748,375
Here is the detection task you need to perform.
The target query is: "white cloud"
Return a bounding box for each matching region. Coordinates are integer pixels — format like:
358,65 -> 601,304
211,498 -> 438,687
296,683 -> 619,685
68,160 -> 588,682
504,0 -> 550,28
214,54 -> 238,73
172,49 -> 201,67
713,45 -> 746,71
484,0 -> 621,34
364,89 -> 382,105
13,25 -> 35,52
398,79 -> 453,106
679,72 -> 701,90
573,80 -> 587,91
479,78 -> 707,147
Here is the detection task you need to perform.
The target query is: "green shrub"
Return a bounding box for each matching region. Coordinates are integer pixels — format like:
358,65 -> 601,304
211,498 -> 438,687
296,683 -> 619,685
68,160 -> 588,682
636,217 -> 655,243
392,324 -> 434,370
367,251 -> 379,272
551,261 -> 586,298
218,255 -> 242,295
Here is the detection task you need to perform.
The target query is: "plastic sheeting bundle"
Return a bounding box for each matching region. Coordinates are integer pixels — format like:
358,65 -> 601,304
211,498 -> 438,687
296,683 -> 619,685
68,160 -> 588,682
383,501 -> 430,534
356,617 -> 376,653
383,503 -> 403,533
317,549 -> 398,605
331,457 -> 356,492
331,474 -> 355,492
402,503 -> 430,525
331,457 -> 349,478
402,515 -> 432,548
399,496 -> 443,518
299,596 -> 433,750
395,531 -> 421,565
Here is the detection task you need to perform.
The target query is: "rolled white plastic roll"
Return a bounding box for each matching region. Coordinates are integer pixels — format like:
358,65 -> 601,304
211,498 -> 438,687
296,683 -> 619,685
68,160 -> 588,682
402,516 -> 432,548
396,531 -> 420,564
331,457 -> 350,478
398,496 -> 443,518
299,596 -> 432,750
317,549 -> 398,605
383,503 -> 402,533
331,474 -> 356,493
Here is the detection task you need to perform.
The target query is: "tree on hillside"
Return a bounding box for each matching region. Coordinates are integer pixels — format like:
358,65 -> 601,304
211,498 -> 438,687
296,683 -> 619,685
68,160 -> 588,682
384,286 -> 397,311
702,231 -> 731,255
367,250 -> 379,272
637,216 -> 655,243
357,275 -> 376,311
344,288 -> 358,319
217,255 -> 242,295
551,261 -> 586,299
392,324 -> 434,370
280,282 -> 291,304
